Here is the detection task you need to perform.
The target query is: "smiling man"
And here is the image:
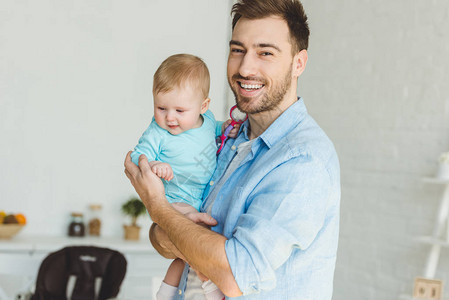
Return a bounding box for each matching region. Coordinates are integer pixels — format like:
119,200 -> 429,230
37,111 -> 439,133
124,0 -> 340,299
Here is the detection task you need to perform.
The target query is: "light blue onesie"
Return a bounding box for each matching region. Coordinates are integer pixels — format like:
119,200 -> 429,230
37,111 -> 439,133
131,110 -> 222,211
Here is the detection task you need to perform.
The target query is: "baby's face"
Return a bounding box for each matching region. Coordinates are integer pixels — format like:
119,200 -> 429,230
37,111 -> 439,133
153,84 -> 207,135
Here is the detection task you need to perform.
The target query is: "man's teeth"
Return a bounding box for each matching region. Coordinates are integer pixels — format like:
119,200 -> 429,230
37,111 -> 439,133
240,83 -> 263,90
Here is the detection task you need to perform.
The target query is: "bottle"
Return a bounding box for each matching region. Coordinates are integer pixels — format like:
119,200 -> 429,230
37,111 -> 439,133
88,204 -> 102,236
68,212 -> 85,237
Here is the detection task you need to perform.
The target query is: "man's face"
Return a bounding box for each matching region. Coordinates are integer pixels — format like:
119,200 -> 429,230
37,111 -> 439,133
227,16 -> 296,114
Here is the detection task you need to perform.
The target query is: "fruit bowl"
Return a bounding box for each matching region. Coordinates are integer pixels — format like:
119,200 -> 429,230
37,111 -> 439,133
0,224 -> 25,239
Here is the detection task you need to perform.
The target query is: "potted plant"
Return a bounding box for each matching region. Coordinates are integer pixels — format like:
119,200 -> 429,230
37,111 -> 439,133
121,197 -> 146,240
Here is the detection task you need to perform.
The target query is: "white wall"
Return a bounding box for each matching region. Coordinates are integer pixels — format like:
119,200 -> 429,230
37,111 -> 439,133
0,0 -> 232,237
300,1 -> 449,299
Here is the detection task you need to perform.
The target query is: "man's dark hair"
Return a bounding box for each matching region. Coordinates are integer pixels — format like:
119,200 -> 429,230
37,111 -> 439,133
231,0 -> 310,54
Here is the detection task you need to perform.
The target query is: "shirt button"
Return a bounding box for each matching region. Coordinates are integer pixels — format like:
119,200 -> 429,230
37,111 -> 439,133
179,289 -> 182,295
210,181 -> 214,186
231,145 -> 236,151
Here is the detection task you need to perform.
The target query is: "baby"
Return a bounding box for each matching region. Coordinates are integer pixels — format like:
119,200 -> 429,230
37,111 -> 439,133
131,54 -> 236,300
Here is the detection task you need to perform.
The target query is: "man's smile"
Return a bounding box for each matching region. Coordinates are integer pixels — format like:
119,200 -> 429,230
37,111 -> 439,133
236,80 -> 265,98
238,82 -> 264,91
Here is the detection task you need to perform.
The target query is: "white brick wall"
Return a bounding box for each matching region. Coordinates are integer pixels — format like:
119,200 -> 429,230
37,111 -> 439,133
300,1 -> 449,299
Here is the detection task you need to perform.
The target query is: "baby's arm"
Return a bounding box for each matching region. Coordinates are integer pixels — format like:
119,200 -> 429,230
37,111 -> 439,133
131,120 -> 162,166
132,120 -> 173,181
149,161 -> 173,181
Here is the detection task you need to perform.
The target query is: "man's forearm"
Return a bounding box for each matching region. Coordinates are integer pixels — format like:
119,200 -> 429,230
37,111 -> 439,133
151,201 -> 242,297
149,222 -> 185,260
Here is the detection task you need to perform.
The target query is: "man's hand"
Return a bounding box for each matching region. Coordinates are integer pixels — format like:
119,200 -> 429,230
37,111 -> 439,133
124,152 -> 167,215
149,161 -> 174,181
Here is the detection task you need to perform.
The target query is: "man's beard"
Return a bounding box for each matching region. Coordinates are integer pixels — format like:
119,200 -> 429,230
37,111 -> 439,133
230,65 -> 292,114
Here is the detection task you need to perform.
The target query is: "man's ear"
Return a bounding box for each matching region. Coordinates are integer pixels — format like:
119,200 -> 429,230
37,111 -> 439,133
292,49 -> 308,78
201,98 -> 211,114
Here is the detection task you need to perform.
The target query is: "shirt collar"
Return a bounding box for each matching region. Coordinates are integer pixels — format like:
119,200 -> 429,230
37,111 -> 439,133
240,97 -> 307,149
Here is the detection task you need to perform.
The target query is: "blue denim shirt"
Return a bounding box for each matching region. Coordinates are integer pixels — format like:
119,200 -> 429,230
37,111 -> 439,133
177,98 -> 340,300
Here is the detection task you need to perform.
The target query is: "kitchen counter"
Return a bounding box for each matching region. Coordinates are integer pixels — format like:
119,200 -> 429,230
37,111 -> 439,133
0,235 -> 156,254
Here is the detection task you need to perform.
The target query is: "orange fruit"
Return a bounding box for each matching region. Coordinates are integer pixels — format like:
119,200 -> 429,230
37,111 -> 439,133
15,213 -> 27,224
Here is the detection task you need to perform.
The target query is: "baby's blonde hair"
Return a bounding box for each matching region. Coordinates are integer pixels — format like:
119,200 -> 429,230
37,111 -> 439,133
153,54 -> 210,99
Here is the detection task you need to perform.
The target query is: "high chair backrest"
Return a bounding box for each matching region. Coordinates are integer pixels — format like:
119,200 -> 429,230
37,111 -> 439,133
31,246 -> 127,300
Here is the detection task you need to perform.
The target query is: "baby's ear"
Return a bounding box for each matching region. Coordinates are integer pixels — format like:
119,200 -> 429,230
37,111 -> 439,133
201,98 -> 211,114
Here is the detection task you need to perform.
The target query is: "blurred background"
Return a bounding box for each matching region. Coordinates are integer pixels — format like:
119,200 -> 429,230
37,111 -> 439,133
1,0 -> 449,299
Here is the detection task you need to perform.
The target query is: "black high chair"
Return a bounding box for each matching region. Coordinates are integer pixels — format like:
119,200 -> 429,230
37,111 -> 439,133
31,246 -> 127,300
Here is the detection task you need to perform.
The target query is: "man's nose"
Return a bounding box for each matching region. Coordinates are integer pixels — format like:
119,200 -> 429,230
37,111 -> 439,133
238,53 -> 258,78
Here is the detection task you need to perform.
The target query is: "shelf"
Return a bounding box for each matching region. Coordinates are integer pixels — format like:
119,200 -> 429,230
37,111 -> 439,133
0,235 -> 157,255
422,177 -> 449,184
400,176 -> 449,300
415,236 -> 449,247
399,294 -> 449,300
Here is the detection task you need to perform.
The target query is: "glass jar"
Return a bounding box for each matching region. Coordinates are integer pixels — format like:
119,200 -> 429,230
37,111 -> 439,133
68,212 -> 85,237
88,204 -> 102,236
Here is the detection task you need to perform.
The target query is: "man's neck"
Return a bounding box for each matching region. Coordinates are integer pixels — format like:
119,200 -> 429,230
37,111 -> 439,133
247,94 -> 298,140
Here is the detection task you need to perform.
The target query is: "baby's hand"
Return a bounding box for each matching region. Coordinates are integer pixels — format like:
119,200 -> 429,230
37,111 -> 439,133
149,161 -> 173,181
222,119 -> 241,139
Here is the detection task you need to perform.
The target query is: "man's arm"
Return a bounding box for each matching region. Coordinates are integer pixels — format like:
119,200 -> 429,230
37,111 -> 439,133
149,210 -> 218,260
149,223 -> 178,259
125,152 -> 242,297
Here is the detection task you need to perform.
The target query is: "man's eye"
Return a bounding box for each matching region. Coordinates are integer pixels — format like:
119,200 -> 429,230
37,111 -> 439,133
261,52 -> 273,56
231,48 -> 244,53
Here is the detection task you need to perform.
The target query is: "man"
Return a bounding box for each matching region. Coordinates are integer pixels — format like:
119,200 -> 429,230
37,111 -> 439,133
124,0 -> 340,299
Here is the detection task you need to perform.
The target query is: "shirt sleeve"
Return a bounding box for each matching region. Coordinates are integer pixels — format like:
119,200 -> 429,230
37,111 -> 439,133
215,121 -> 224,137
224,156 -> 332,295
131,120 -> 163,166
203,109 -> 224,137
